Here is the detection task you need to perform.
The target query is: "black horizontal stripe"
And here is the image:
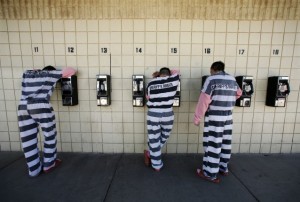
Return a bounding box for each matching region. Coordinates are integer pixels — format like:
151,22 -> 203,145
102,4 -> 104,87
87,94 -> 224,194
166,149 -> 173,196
29,161 -> 41,172
222,139 -> 231,145
18,115 -> 32,122
21,133 -> 37,143
18,105 -> 27,110
147,111 -> 174,117
212,90 -> 237,96
22,89 -> 51,96
207,151 -> 220,159
23,144 -> 38,153
220,148 -> 231,154
205,161 -> 219,169
161,128 -> 172,133
148,129 -> 161,135
41,125 -> 56,133
206,110 -> 232,116
44,150 -> 56,158
207,141 -> 222,149
44,134 -> 56,141
150,153 -> 162,160
147,105 -> 173,108
44,142 -> 56,149
151,86 -> 178,94
39,116 -> 55,123
149,138 -> 160,144
211,100 -> 236,107
27,153 -> 39,162
22,81 -> 55,87
19,123 -> 38,132
148,74 -> 179,86
150,96 -> 175,103
28,108 -> 51,115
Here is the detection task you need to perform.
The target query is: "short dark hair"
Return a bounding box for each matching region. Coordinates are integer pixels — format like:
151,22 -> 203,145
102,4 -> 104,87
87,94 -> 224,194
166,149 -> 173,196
159,67 -> 171,76
43,66 -> 56,71
211,61 -> 225,72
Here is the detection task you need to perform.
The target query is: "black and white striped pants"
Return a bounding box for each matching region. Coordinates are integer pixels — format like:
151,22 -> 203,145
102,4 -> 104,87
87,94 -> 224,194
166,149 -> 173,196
18,99 -> 58,177
202,110 -> 233,179
147,108 -> 174,170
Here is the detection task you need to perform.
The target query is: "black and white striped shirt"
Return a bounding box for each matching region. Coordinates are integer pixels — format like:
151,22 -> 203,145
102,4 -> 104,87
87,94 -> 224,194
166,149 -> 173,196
202,71 -> 239,112
146,74 -> 180,108
20,70 -> 62,101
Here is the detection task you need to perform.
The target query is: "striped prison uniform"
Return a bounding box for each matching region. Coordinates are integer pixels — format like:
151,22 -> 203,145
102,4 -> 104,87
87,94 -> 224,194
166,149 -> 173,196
18,70 -> 62,177
194,71 -> 241,179
146,73 -> 180,170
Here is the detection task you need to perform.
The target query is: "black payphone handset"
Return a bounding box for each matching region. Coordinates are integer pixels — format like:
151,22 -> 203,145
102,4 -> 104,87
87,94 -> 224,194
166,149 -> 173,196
173,79 -> 181,107
266,76 -> 290,107
61,75 -> 78,106
235,76 -> 254,107
96,74 -> 111,106
132,75 -> 145,107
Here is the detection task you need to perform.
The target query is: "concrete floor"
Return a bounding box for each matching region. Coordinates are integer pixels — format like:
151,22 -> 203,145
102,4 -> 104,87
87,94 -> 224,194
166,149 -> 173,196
0,152 -> 299,202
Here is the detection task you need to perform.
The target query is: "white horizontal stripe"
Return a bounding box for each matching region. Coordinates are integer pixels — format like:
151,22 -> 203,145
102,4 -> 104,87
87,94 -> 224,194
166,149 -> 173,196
222,135 -> 232,140
18,118 -> 35,127
22,138 -> 38,149
203,165 -> 220,174
207,145 -> 222,154
220,154 -> 231,159
148,108 -> 173,113
20,128 -> 38,138
203,156 -> 221,164
207,136 -> 223,144
209,106 -> 234,111
24,148 -> 39,158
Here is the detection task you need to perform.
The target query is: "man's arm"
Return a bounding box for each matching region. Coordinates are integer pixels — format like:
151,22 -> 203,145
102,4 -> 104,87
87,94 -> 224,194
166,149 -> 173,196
62,67 -> 77,78
194,92 -> 211,126
236,87 -> 242,99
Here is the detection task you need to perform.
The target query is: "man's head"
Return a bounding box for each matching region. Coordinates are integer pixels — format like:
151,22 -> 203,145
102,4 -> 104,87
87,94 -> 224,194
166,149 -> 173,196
159,67 -> 171,77
210,61 -> 225,75
43,66 -> 56,71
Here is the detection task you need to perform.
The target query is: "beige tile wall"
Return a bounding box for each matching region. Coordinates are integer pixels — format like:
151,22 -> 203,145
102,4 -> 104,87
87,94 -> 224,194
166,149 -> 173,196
0,19 -> 299,154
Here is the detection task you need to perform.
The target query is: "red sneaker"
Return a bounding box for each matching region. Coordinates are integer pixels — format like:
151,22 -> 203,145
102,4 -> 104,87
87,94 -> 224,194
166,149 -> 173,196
44,159 -> 62,174
196,169 -> 220,184
219,170 -> 229,176
144,150 -> 150,167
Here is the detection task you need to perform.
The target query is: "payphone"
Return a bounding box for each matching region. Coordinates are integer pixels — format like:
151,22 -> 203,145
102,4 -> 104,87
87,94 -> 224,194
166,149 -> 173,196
235,76 -> 254,107
132,75 -> 145,107
96,74 -> 111,106
266,76 -> 290,107
173,80 -> 181,107
61,75 -> 78,106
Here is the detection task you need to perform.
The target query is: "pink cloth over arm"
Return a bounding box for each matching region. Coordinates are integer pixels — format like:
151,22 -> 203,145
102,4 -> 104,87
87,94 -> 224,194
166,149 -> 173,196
62,67 -> 76,78
171,69 -> 180,75
236,87 -> 242,99
194,92 -> 211,125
